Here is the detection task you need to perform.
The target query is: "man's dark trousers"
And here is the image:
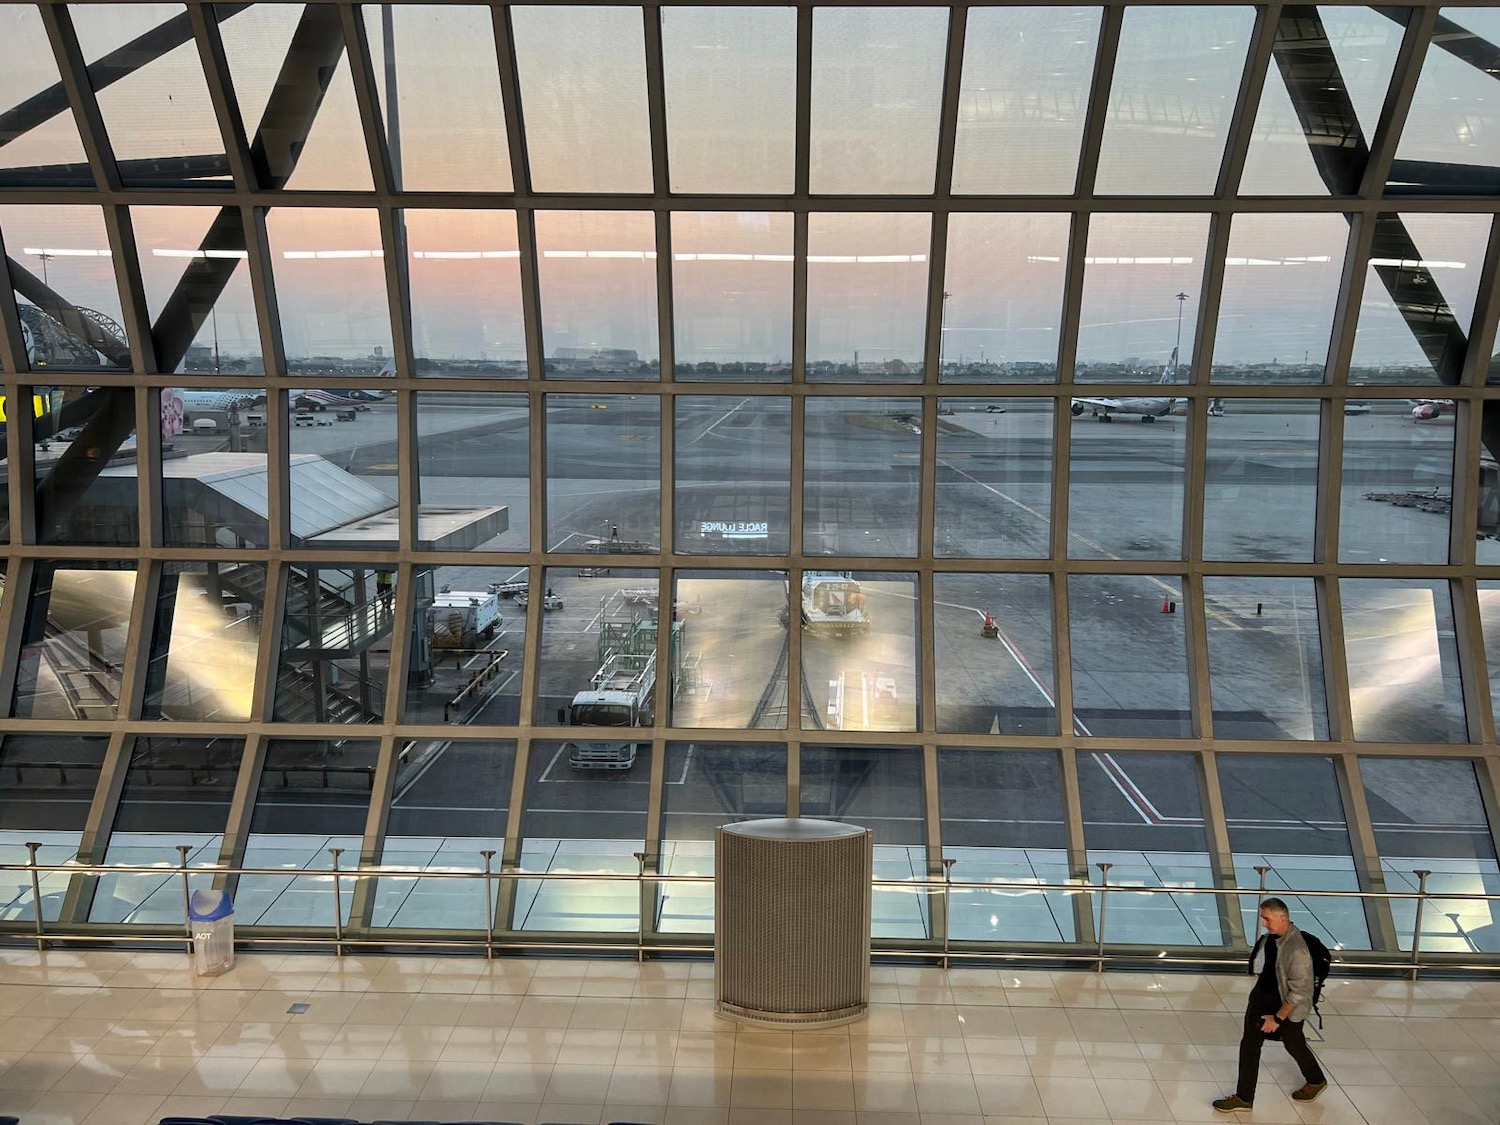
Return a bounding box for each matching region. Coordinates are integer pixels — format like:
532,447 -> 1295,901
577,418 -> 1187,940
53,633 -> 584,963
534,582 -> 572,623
1236,960 -> 1325,1103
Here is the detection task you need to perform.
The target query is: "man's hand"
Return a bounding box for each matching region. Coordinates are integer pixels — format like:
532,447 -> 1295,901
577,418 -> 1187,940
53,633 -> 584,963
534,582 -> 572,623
1260,1015 -> 1279,1034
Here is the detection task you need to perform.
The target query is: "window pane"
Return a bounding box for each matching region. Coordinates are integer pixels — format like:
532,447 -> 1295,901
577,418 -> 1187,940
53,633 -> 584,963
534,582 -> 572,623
659,742 -> 787,933
365,5 -> 512,192
273,564 -> 393,723
799,572 -> 917,732
1080,750 -> 1221,945
807,213 -> 930,381
1204,577 -> 1328,740
517,740 -> 651,932
1392,8 -> 1500,193
536,211 -> 659,379
1095,6 -> 1256,195
0,735 -> 108,922
265,208 -> 393,367
935,397 -> 1053,558
675,396 -> 789,555
670,571 -> 788,728
1340,405 -> 1454,563
942,214 -> 1068,383
0,6 -> 90,187
286,390 -> 402,551
671,212 -> 793,378
1219,754 -> 1368,950
1203,399 -> 1320,561
804,397 -> 920,556
400,566 -> 526,725
940,749 -> 1074,942
511,6 -> 653,193
91,735 -> 241,923
1068,400 -> 1186,560
163,394 -> 268,547
238,738 -> 378,926
35,385 -> 140,547
377,740 -> 514,929
1069,575 -> 1192,738
800,744 -> 926,939
13,564 -> 137,720
142,562 -> 264,721
1341,579 -> 1467,742
809,7 -> 948,194
952,8 -> 1099,195
1362,757 -> 1499,952
406,210 -> 526,376
661,7 -> 796,194
934,574 -> 1056,735
1477,581 -> 1500,724
416,391 -> 527,551
545,394 -> 660,553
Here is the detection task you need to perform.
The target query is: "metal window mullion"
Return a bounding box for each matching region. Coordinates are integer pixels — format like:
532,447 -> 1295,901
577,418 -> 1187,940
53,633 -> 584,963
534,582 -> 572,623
1324,212 -> 1375,386
1057,743 -> 1095,946
1051,214 -> 1086,563
1197,748 -> 1245,948
515,396 -> 544,729
39,4 -> 121,193
340,4 -> 397,197
112,557 -> 161,723
1358,6 -> 1437,198
102,206 -> 158,374
491,5 -> 532,195
643,6 -> 670,199
515,208 -> 545,382
1474,755 -> 1500,861
242,206 -> 290,547
1317,572 -> 1355,743
794,5 -> 812,200
60,730 -> 132,924
1452,576 -> 1494,745
1451,398 -> 1484,568
921,740 -> 944,950
787,735 -> 800,819
248,561 -> 288,722
350,732 -> 400,930
1072,4 -> 1125,200
918,413 -> 938,737
0,221 -> 28,374
1184,569 -> 1214,741
497,734 -> 532,918
924,213 -> 950,386
640,728 -> 668,945
1189,213 -> 1232,395
788,397 -> 806,735
190,3 -> 255,190
655,209 -> 676,554
1215,2 -> 1281,199
0,558 -> 35,724
380,211 -> 419,551
380,563 -> 414,728
932,4 -> 966,201
1462,216 -> 1500,388
214,731 -> 267,900
1334,752 -> 1400,953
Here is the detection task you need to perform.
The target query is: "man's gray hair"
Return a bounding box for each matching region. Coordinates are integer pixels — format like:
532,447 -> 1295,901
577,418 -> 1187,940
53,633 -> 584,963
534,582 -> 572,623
1259,897 -> 1290,916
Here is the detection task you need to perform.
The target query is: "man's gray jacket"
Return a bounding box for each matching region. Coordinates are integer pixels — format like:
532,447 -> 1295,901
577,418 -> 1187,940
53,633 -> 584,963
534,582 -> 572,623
1273,924 -> 1316,1022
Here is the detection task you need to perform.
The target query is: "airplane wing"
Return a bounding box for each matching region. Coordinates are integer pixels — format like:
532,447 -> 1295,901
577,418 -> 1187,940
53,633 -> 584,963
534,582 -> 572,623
1072,397 -> 1123,409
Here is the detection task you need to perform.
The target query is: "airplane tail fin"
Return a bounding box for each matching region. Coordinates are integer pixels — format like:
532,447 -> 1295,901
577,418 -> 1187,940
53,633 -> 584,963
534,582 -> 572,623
1161,348 -> 1178,383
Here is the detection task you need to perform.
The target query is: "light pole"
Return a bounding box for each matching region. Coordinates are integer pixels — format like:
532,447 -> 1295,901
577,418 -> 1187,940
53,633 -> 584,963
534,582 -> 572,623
35,251 -> 53,287
1172,291 -> 1189,378
938,290 -> 951,375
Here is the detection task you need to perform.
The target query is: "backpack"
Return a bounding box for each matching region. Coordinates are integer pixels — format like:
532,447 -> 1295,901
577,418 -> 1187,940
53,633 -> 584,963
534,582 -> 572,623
1248,930 -> 1334,1029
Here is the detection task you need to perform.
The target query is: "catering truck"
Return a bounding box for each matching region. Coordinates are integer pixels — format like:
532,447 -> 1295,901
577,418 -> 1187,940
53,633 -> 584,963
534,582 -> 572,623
800,572 -> 871,636
561,650 -> 656,770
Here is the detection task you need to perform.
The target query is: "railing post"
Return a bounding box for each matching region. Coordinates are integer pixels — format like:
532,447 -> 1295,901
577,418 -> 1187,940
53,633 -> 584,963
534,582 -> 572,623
25,842 -> 46,952
633,851 -> 647,963
1095,862 -> 1113,973
1409,868 -> 1430,981
940,858 -> 957,970
1252,865 -> 1271,945
177,844 -> 194,955
329,847 -> 345,958
480,849 -> 496,960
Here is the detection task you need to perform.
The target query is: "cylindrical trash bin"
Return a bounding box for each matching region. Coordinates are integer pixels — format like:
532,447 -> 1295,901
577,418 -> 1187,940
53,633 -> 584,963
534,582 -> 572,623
188,889 -> 235,976
715,817 -> 872,1028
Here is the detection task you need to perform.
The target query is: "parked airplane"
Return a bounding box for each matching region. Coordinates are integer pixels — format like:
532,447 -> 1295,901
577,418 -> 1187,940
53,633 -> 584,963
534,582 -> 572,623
1411,399 -> 1456,421
1072,364 -> 1178,423
178,385 -> 394,414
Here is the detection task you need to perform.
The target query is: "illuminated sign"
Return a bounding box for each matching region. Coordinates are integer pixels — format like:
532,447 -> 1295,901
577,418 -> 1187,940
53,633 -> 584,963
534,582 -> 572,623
700,521 -> 769,540
0,393 -> 54,422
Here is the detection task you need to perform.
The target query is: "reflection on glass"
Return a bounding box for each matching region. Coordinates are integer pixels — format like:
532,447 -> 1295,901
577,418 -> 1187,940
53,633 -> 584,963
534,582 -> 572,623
940,749 -> 1075,941
1081,750 -> 1221,944
809,7 -> 948,194
74,4 -> 228,188
164,387 -> 269,548
535,211 -> 659,378
1075,213 -> 1208,379
1341,579 -> 1466,742
0,204 -> 129,370
510,5 -> 653,193
1068,398 -> 1186,559
942,214 -> 1069,383
287,390 -> 402,550
935,397 -> 1053,557
670,571 -> 787,727
952,8 -> 1099,195
33,384 -> 140,547
13,564 -> 137,719
934,574 -> 1055,735
516,740 -> 650,932
806,213 -> 929,380
671,212 -> 793,378
406,210 -> 526,375
1219,754 -> 1369,950
1095,6 -> 1255,195
1212,214 -> 1348,382
674,397 -> 789,555
659,742 -> 787,933
1069,575 -> 1192,738
142,563 -> 263,721
90,736 -> 240,923
1477,581 -> 1500,725
1204,577 -> 1328,740
132,206 -> 263,376
545,395 -> 661,552
1362,757 -> 1499,952
1203,398 -> 1319,560
798,572 -> 917,731
376,740 -> 514,929
0,735 -> 109,921
265,208 -> 393,368
804,397 -> 920,556
801,744 -> 926,939
365,6 -> 512,191
416,391 -> 527,551
401,566 -> 525,725
1392,9 -> 1500,193
237,738 -> 378,925
661,7 -> 796,194
1241,7 -> 1405,195
273,564 -> 393,723
1350,213 -> 1490,384
1340,407 -> 1454,563
0,5 -> 91,187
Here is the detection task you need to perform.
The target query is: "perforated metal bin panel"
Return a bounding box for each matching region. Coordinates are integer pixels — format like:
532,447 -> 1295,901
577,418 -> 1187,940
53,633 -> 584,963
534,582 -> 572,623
714,817 -> 873,1028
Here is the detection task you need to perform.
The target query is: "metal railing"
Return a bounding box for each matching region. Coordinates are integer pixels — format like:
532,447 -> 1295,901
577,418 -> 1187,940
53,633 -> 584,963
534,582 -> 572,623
3,846 -> 1497,978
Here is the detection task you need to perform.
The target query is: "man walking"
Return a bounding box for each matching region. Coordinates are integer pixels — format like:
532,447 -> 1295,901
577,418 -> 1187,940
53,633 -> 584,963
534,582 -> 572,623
1213,898 -> 1328,1114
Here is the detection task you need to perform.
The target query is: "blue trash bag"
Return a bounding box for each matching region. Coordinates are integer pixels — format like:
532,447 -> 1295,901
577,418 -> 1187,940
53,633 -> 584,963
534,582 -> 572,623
188,889 -> 233,922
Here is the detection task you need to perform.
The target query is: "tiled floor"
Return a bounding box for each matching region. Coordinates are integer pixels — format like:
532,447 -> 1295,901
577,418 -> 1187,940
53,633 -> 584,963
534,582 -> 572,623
0,949 -> 1495,1125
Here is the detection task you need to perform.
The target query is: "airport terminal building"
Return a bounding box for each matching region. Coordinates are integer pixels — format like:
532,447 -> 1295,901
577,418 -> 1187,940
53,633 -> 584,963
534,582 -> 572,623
0,0 -> 1497,971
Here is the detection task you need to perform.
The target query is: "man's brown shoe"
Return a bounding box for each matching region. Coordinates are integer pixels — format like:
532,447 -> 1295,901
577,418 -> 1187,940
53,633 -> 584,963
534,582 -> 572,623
1292,1081 -> 1328,1102
1213,1095 -> 1253,1113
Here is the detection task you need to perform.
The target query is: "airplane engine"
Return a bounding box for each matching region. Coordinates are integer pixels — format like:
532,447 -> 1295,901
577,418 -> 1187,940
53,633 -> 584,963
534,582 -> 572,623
1070,401 -> 1086,416
1413,403 -> 1441,420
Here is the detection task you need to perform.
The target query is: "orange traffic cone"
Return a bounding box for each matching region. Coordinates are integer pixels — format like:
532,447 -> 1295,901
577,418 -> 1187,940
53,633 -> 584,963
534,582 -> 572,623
981,609 -> 999,638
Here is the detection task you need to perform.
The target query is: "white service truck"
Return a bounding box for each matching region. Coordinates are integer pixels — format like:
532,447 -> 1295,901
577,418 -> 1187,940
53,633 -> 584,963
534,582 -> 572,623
561,650 -> 655,770
427,590 -> 501,649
